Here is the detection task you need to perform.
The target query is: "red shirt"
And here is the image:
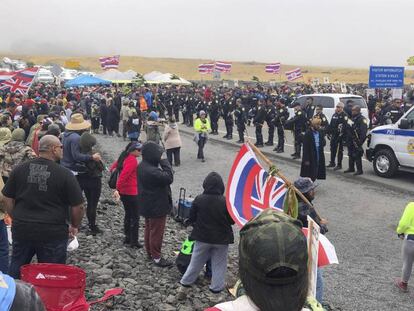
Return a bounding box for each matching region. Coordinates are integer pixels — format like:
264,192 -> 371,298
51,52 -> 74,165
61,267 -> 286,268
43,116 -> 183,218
111,154 -> 139,195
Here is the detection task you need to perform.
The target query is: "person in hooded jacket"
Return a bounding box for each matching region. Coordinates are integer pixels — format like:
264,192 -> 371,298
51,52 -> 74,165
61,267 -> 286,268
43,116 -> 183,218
178,172 -> 234,297
61,114 -> 102,235
0,128 -> 36,183
138,141 -> 174,267
163,117 -> 182,166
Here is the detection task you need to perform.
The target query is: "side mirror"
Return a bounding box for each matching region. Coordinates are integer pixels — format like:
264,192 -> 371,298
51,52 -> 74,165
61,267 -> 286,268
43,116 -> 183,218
399,118 -> 409,129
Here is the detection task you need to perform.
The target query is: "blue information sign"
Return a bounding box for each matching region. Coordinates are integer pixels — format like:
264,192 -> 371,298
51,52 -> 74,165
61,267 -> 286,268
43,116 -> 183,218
369,66 -> 405,88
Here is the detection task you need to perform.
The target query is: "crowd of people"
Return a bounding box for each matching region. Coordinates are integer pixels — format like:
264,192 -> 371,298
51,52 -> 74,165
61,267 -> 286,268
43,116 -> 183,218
0,80 -> 412,310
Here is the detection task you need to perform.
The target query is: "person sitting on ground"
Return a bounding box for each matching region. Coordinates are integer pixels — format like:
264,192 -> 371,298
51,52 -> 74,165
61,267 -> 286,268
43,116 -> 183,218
205,209 -> 324,311
163,117 -> 182,166
0,271 -> 46,310
0,128 -> 36,183
178,172 -> 234,298
2,135 -> 85,279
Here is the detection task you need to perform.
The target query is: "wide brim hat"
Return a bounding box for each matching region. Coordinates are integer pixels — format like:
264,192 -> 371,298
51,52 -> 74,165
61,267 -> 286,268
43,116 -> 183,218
66,113 -> 91,131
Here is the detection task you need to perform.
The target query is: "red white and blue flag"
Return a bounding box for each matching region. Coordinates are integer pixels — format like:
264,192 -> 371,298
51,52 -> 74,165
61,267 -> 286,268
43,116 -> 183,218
226,143 -> 338,267
198,63 -> 215,74
265,63 -> 281,74
226,144 -> 287,227
214,61 -> 232,73
0,67 -> 39,95
99,55 -> 120,70
285,67 -> 303,81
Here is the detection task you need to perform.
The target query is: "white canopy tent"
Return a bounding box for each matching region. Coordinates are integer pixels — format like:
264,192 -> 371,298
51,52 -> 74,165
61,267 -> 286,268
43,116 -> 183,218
96,69 -> 138,83
143,72 -> 191,85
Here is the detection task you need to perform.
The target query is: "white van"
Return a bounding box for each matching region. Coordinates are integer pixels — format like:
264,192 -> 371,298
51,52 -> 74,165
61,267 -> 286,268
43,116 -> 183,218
366,106 -> 414,177
289,94 -> 369,122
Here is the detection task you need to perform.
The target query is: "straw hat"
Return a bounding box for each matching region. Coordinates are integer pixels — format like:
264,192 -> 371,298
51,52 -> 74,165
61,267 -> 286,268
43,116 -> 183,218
65,113 -> 91,131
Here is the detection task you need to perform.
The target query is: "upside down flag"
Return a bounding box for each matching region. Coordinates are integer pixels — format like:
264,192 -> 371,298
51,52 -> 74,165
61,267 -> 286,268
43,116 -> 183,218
0,67 -> 39,95
226,143 -> 338,266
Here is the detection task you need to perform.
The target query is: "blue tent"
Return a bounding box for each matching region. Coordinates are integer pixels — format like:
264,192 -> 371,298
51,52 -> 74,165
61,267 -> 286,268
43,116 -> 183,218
65,75 -> 111,87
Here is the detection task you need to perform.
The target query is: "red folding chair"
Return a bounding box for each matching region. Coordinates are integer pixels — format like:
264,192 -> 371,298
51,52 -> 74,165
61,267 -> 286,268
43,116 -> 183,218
21,263 -> 123,311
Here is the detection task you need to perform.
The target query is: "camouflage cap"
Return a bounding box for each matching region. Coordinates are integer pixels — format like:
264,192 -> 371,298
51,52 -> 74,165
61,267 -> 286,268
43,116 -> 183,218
239,209 -> 308,285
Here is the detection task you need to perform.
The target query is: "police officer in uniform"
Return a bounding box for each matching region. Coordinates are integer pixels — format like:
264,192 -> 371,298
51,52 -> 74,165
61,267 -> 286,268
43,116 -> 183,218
222,95 -> 234,139
209,96 -> 220,135
326,102 -> 348,170
313,105 -> 329,140
234,98 -> 247,143
285,102 -> 307,159
254,99 -> 266,147
381,98 -> 404,124
265,98 -> 276,146
304,97 -> 316,122
344,106 -> 368,175
273,98 -> 289,153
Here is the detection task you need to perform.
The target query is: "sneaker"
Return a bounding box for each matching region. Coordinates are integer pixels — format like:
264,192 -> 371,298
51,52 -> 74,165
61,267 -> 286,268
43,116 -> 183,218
201,159 -> 206,163
265,142 -> 273,146
177,285 -> 189,301
394,279 -> 408,292
343,169 -> 355,173
326,162 -> 335,168
130,243 -> 143,249
90,226 -> 102,236
276,149 -> 284,154
333,165 -> 342,171
353,171 -> 363,176
236,140 -> 244,143
153,257 -> 173,267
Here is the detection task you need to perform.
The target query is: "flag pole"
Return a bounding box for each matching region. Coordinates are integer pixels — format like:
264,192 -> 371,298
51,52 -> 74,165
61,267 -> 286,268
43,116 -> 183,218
247,141 -> 324,220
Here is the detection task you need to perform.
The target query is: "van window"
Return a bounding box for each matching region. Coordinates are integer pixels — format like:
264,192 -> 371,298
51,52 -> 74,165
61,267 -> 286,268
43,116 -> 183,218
290,96 -> 307,108
319,97 -> 335,108
339,97 -> 367,108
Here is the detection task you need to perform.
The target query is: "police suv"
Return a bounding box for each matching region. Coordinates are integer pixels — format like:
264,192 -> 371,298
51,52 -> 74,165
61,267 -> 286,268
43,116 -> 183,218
366,106 -> 414,177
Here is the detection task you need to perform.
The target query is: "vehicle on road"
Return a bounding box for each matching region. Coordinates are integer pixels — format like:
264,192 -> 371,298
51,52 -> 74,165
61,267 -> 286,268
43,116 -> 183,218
35,69 -> 55,83
366,106 -> 414,177
289,93 -> 369,122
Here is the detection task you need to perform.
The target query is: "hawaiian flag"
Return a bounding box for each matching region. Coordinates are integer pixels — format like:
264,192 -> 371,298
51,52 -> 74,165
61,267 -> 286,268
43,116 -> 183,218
285,68 -> 303,81
99,55 -> 120,70
214,61 -> 232,73
265,63 -> 281,74
198,63 -> 215,74
0,67 -> 39,95
226,143 -> 338,267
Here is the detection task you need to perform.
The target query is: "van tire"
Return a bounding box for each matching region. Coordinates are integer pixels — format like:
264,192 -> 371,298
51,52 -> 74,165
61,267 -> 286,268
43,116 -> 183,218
373,149 -> 398,178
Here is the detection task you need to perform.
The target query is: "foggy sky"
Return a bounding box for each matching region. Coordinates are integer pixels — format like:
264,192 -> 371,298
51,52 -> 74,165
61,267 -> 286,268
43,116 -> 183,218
1,0 -> 413,68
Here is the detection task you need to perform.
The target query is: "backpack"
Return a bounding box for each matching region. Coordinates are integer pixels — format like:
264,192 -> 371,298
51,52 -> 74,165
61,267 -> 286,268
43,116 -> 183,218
175,238 -> 195,274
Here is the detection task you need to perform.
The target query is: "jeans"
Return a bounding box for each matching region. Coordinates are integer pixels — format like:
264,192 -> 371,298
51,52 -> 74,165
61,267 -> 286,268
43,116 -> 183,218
402,239 -> 414,282
166,147 -> 181,166
316,268 -> 324,304
9,239 -> 67,279
197,136 -> 206,160
0,220 -> 9,274
144,216 -> 167,260
120,195 -> 140,245
77,175 -> 102,228
180,241 -> 229,292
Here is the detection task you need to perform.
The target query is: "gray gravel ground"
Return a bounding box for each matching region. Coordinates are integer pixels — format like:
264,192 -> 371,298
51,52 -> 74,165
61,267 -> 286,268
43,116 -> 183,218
67,125 -> 414,311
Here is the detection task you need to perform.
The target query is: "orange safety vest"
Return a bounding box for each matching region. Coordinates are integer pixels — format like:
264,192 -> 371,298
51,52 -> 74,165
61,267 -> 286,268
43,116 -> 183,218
139,97 -> 148,112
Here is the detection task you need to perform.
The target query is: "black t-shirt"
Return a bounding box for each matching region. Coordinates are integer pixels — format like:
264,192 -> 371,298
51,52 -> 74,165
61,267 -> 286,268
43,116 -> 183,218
2,157 -> 84,241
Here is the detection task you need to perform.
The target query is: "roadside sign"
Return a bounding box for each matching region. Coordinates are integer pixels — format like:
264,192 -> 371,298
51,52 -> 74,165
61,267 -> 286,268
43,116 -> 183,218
392,88 -> 403,99
369,66 -> 404,88
64,60 -> 80,69
307,216 -> 320,298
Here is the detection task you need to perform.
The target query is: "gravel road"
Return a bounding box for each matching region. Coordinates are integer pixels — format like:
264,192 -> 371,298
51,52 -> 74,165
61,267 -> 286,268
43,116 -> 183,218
67,126 -> 414,311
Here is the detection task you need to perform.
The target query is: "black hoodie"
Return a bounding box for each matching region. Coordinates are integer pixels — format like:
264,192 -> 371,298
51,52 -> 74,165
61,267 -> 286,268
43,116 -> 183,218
138,141 -> 174,218
189,172 -> 234,245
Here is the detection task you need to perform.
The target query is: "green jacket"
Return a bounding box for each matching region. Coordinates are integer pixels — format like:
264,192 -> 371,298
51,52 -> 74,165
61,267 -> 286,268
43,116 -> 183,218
397,202 -> 414,235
